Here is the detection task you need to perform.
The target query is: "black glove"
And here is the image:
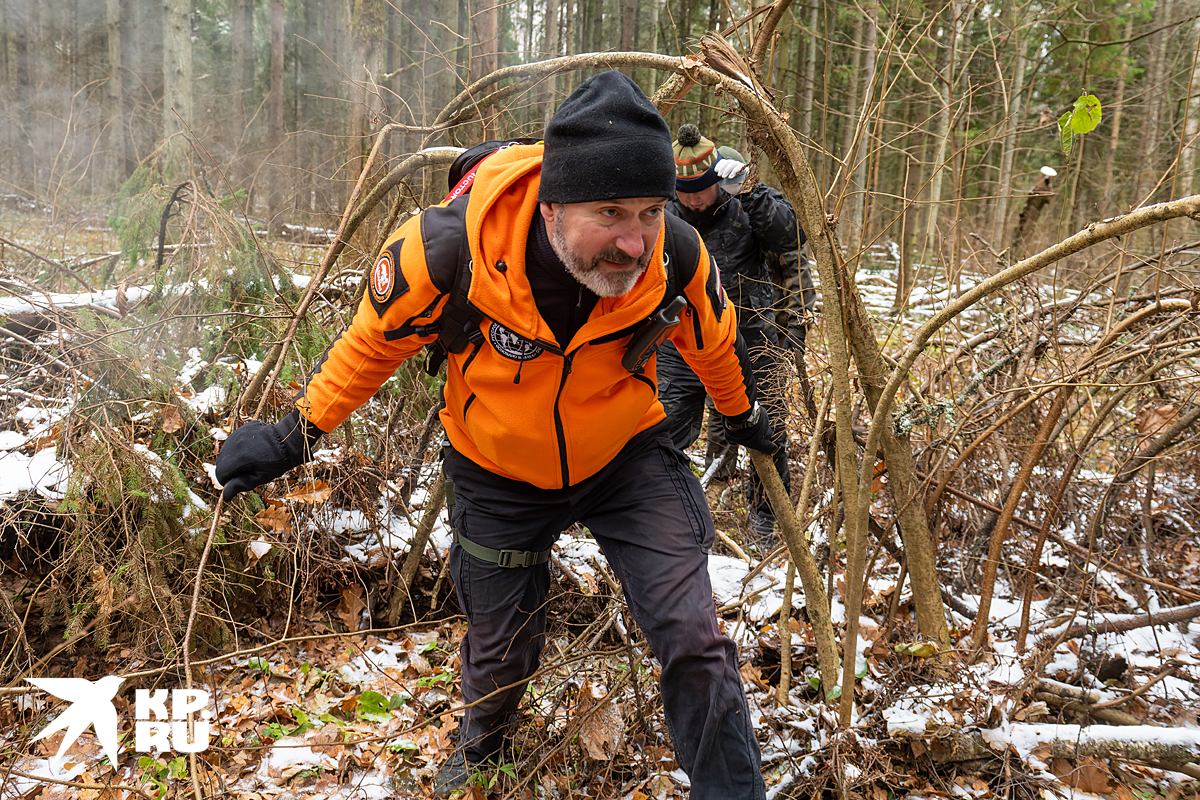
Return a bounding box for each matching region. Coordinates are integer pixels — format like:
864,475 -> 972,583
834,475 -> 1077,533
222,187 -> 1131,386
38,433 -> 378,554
215,410 -> 324,500
722,402 -> 781,455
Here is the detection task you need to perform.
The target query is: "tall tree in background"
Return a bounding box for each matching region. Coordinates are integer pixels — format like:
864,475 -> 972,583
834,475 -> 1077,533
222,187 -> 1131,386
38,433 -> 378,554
8,0 -> 36,193
230,0 -> 253,187
470,0 -> 499,138
162,0 -> 192,182
1184,16 -> 1200,198
105,0 -> 125,189
268,0 -> 285,231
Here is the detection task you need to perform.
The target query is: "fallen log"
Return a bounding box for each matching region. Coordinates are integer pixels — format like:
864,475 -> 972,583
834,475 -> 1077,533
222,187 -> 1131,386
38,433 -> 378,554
912,724 -> 1200,773
1044,600 -> 1200,643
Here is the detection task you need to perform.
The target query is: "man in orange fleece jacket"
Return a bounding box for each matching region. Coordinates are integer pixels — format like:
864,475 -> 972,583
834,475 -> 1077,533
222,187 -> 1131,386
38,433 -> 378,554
216,71 -> 775,800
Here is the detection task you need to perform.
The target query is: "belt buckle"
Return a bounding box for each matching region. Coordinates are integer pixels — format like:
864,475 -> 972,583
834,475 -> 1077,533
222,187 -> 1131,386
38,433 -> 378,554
496,549 -> 523,568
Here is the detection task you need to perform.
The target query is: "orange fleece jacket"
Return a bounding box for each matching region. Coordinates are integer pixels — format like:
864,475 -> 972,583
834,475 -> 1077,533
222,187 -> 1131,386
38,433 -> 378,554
297,144 -> 755,489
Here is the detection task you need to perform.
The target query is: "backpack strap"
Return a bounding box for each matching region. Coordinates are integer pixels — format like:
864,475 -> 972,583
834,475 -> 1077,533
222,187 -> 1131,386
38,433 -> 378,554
423,233 -> 483,376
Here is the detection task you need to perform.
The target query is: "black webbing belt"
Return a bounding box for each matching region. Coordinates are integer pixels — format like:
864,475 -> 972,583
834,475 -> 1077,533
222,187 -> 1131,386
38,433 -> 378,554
453,529 -> 552,568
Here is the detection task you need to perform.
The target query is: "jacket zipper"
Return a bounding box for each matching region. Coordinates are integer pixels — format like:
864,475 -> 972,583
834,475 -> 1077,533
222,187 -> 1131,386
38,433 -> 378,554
553,350 -> 575,488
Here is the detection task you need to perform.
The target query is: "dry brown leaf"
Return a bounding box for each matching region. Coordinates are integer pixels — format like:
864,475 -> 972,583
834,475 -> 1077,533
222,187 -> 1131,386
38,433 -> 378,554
161,405 -> 184,433
577,682 -> 624,760
115,279 -> 129,318
647,773 -> 675,798
255,505 -> 292,534
285,479 -> 332,504
1050,756 -> 1115,794
1136,404 -> 1178,452
337,584 -> 367,630
739,661 -> 769,690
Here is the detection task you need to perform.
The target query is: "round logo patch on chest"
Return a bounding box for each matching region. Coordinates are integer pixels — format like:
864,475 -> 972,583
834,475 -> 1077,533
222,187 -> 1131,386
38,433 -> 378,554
369,251 -> 394,304
489,323 -> 544,361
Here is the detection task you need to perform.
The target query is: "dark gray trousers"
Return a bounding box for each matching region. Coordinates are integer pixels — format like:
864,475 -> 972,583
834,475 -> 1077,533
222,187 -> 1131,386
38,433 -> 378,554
444,424 -> 765,800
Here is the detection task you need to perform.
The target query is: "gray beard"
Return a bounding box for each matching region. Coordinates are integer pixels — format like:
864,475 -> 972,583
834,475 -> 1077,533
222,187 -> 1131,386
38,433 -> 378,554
551,214 -> 650,297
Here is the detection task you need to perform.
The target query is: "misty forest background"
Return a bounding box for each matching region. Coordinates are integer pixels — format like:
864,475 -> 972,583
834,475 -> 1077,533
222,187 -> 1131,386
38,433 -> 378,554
4,0 -> 1198,264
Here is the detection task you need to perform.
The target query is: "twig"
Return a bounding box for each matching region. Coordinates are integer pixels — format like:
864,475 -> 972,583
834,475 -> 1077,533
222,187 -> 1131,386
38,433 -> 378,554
5,768 -> 157,800
717,529 -> 751,563
182,495 -> 223,800
1091,664 -> 1177,710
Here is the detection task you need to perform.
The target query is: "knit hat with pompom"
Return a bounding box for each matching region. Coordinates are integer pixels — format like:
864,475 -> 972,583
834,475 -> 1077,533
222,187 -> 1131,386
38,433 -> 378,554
673,124 -> 720,192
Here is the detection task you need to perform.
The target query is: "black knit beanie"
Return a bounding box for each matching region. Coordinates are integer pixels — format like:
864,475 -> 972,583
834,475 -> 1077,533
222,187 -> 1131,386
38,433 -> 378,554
538,71 -> 677,204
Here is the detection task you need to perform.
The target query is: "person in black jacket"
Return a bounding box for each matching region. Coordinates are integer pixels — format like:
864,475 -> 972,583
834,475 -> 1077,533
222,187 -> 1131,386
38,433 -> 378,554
660,125 -> 815,546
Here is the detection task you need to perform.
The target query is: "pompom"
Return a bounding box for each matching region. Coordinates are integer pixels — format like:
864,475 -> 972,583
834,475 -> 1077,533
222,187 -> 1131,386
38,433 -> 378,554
677,123 -> 701,148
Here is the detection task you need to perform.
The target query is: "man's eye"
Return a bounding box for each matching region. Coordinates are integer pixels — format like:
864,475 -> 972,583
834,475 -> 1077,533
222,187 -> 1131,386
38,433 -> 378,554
601,208 -> 620,218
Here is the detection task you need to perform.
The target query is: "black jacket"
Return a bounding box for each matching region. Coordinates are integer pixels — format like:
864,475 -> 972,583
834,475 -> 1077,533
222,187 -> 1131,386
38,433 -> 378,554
669,185 -> 814,341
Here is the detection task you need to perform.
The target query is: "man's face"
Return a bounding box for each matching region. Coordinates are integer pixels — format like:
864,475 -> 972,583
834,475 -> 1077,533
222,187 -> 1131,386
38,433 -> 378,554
539,198 -> 667,297
675,183 -> 720,213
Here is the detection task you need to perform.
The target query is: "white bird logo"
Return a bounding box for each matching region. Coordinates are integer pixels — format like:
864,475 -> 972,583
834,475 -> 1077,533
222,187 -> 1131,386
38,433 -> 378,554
27,676 -> 125,773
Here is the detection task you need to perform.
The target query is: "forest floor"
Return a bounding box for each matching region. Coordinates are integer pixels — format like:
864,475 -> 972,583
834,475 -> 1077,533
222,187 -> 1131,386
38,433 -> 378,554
1,206 -> 1199,800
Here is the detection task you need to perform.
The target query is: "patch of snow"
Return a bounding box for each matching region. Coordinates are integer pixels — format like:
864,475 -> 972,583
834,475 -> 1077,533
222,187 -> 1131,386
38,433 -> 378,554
0,447 -> 70,500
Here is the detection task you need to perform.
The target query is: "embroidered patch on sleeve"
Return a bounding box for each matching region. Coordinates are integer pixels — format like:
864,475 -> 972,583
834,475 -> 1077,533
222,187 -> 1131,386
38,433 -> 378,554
369,239 -> 409,317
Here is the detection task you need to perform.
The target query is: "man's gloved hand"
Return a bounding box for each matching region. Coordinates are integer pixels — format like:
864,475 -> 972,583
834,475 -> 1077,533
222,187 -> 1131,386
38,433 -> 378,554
715,157 -> 749,194
722,402 -> 781,455
215,410 -> 324,500
715,157 -> 747,180
784,323 -> 808,352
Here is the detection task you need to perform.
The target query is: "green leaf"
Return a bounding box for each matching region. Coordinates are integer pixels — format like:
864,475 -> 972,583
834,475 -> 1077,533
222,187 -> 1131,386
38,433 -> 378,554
389,693 -> 409,709
500,763 -> 518,780
356,690 -> 391,719
388,739 -> 419,753
826,684 -> 842,702
1058,111 -> 1074,157
1070,93 -> 1102,135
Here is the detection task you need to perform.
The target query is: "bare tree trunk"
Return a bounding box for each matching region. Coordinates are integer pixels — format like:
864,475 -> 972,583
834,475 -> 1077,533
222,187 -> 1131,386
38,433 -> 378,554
992,35 -> 1026,251
161,0 -> 192,182
538,0 -> 560,125
844,1 -> 876,253
11,0 -> 35,193
1182,16 -> 1200,198
231,0 -> 251,145
106,0 -> 124,190
1134,0 -> 1171,209
1101,16 -> 1133,212
837,9 -> 862,214
470,0 -> 499,138
621,0 -> 634,76
922,0 -> 961,268
268,0 -> 285,234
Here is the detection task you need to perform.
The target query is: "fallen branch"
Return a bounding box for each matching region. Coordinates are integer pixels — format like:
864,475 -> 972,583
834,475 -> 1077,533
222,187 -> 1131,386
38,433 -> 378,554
1046,600 -> 1200,642
1034,691 -> 1146,726
919,724 -> 1200,769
